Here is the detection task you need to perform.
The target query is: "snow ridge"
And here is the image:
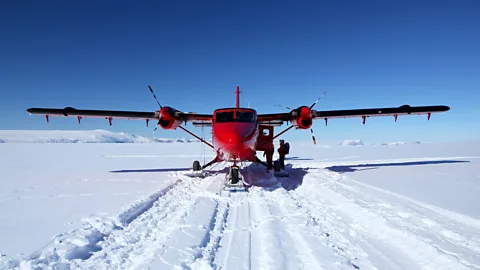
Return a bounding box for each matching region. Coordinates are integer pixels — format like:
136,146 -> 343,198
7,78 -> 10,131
372,141 -> 422,146
0,130 -> 204,143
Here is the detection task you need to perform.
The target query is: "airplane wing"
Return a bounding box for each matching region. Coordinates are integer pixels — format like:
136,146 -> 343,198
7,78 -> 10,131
312,105 -> 450,120
26,106 -> 213,127
258,104 -> 450,126
27,107 -> 158,119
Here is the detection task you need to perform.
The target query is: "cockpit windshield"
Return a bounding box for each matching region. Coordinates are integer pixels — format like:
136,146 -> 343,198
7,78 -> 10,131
236,111 -> 256,122
215,110 -> 256,123
215,111 -> 234,123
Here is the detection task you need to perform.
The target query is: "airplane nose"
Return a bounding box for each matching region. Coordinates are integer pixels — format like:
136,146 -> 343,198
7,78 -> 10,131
227,133 -> 242,145
222,132 -> 243,153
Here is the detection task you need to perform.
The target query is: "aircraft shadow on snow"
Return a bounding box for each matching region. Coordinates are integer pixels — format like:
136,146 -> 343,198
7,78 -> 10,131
241,163 -> 308,191
110,167 -> 230,174
325,160 -> 470,173
285,156 -> 314,161
111,168 -> 193,173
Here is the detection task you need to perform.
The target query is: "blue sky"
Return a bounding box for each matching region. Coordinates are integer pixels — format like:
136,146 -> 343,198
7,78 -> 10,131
1,0 -> 479,143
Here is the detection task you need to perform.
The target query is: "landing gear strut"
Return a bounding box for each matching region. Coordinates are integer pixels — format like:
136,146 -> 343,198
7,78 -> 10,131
225,165 -> 245,189
228,166 -> 241,184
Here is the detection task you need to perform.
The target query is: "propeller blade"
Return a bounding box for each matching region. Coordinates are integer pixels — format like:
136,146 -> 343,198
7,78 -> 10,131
153,123 -> 159,135
309,90 -> 329,109
148,85 -> 163,109
310,129 -> 317,145
274,104 -> 293,111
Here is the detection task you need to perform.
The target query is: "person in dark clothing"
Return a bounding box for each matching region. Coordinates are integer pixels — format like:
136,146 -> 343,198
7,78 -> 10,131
284,142 -> 290,155
263,142 -> 274,170
278,140 -> 286,170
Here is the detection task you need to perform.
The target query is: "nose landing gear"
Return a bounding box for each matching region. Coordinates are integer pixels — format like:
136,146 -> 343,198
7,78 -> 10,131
225,165 -> 246,191
187,158 -> 246,190
227,166 -> 242,185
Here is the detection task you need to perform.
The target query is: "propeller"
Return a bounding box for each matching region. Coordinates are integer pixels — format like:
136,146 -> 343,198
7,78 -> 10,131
148,85 -> 163,133
148,85 -> 163,109
274,104 -> 293,110
308,90 -> 330,144
309,90 -> 329,110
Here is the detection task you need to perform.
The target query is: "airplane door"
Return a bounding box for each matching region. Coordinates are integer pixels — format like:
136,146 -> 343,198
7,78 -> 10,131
255,125 -> 274,151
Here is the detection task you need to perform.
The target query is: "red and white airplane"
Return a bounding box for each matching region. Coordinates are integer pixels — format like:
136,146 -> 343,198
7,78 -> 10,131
27,85 -> 450,185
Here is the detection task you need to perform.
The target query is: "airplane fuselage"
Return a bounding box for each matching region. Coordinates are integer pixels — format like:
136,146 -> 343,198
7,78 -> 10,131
212,108 -> 259,162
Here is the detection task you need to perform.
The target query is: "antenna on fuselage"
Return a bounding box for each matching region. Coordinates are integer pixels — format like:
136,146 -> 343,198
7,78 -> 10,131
235,85 -> 240,108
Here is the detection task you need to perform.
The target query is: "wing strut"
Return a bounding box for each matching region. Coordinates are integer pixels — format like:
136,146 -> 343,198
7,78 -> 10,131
178,126 -> 214,149
273,125 -> 294,140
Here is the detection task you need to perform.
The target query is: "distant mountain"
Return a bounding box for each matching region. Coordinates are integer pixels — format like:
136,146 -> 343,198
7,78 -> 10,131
0,130 -> 207,143
339,140 -> 364,147
371,141 -> 421,146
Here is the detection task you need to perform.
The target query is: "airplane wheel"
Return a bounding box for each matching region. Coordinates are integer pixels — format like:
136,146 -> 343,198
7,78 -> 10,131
193,160 -> 201,171
274,160 -> 281,172
231,168 -> 240,184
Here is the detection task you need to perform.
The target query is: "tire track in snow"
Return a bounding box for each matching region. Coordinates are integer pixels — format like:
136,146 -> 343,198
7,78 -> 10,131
253,183 -> 373,269
305,169 -> 475,269
213,173 -> 371,270
154,183 -> 232,270
5,173 -> 222,269
182,196 -> 230,269
248,187 -> 326,270
118,178 -> 184,225
213,190 -> 252,270
74,173 -> 223,270
131,173 -> 227,269
321,169 -> 480,269
2,178 -> 187,269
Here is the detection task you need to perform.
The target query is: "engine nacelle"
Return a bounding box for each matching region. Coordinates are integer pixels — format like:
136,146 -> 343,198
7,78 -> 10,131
291,106 -> 313,129
158,107 -> 182,130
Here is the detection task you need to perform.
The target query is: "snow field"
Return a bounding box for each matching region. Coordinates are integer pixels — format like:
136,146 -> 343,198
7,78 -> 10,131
1,140 -> 480,269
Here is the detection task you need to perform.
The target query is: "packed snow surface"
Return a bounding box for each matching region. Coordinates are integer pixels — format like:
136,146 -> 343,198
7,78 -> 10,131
1,135 -> 480,269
